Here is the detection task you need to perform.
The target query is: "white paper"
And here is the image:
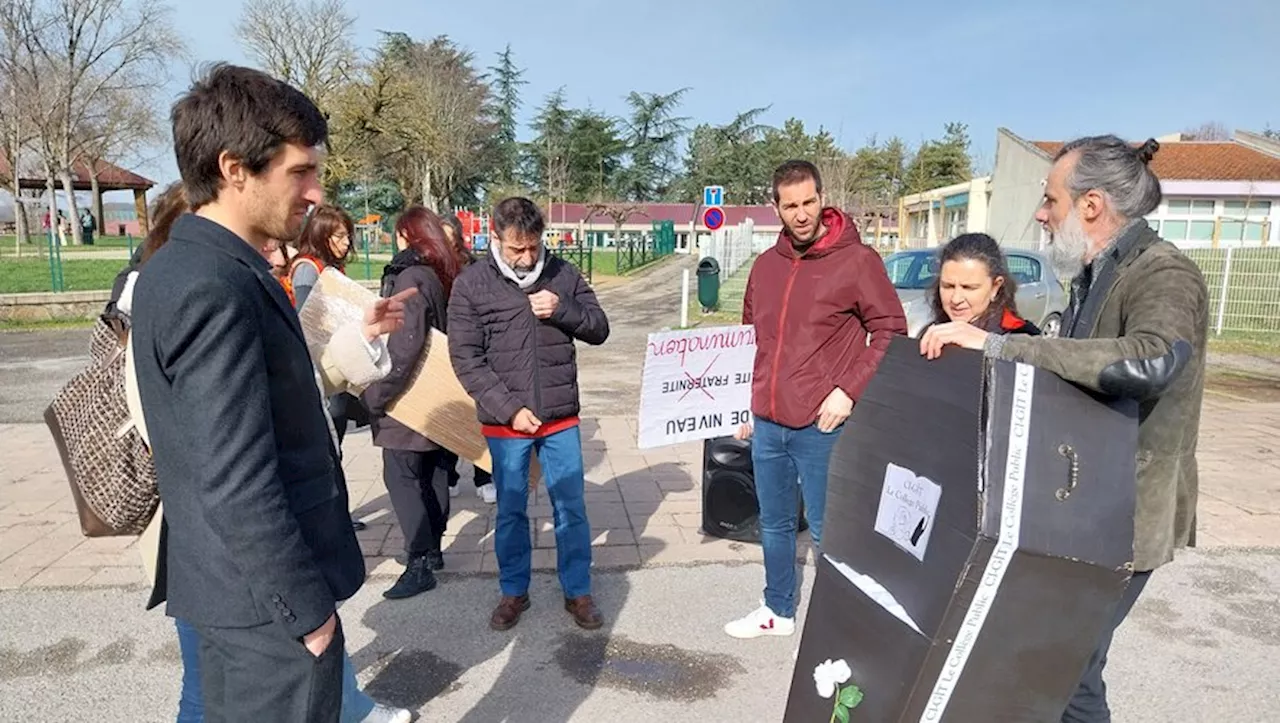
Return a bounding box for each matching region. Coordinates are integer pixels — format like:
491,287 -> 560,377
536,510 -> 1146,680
873,463 -> 942,562
824,554 -> 923,635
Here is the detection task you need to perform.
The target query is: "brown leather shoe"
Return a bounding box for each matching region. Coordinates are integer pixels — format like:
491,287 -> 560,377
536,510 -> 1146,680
564,595 -> 604,630
489,594 -> 531,631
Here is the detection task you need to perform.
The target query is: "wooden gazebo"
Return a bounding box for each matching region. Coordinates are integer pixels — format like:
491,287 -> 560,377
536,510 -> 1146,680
0,152 -> 156,235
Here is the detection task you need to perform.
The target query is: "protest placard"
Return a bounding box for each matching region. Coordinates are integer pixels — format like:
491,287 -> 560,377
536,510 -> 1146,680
636,324 -> 756,449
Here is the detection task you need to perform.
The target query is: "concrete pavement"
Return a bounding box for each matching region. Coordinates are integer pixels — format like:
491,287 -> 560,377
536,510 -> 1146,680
1,551 -> 1278,722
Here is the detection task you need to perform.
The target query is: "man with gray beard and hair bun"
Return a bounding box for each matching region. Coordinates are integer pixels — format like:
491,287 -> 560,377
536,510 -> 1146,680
920,135 -> 1210,722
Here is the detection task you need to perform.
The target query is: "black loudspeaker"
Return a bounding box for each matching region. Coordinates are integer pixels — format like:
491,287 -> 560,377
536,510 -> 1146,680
701,436 -> 808,544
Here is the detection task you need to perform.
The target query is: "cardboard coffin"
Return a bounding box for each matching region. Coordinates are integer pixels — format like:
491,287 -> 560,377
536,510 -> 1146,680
784,336 -> 1138,722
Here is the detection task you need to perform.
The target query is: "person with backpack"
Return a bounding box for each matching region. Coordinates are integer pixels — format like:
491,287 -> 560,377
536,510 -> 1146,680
361,206 -> 464,599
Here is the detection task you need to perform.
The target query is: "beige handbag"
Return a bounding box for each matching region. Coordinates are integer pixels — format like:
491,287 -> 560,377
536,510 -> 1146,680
43,315 -> 159,536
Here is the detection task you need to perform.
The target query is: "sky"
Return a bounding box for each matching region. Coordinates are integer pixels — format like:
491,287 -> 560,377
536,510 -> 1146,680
121,0 -> 1280,200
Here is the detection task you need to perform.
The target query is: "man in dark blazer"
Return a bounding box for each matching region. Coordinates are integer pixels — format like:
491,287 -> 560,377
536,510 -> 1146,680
131,63 -> 364,722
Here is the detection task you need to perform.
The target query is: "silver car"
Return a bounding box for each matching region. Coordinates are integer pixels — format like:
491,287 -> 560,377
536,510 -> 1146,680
883,248 -> 1070,338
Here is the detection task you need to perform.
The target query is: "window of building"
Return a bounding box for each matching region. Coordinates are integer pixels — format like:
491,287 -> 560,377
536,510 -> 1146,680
1223,200 -> 1271,218
1163,220 -> 1189,241
1166,199 -> 1215,215
946,208 -> 967,238
1220,221 -> 1268,242
1189,220 -> 1216,242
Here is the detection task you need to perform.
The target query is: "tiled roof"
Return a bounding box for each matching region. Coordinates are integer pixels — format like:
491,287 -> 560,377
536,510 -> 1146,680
1031,140 -> 1280,182
0,152 -> 155,190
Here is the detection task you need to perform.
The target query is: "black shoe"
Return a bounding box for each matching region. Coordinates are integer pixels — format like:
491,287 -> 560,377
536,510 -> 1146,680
382,556 -> 438,599
351,516 -> 367,532
396,551 -> 444,570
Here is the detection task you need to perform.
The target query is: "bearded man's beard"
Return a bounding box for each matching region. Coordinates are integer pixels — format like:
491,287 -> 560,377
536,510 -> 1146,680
1047,210 -> 1091,280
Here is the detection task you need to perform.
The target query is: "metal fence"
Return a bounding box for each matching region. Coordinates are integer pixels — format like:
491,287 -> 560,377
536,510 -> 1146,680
611,221 -> 677,275
1181,246 -> 1280,335
548,241 -> 593,284
698,219 -> 775,282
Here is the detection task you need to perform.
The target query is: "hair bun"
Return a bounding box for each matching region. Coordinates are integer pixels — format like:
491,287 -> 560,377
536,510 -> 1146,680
1137,138 -> 1160,164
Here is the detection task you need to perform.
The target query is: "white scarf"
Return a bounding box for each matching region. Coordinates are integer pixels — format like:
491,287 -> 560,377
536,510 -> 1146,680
491,242 -> 546,290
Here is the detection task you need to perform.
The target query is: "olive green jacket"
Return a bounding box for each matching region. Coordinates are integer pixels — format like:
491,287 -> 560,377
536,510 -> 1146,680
990,224 -> 1209,571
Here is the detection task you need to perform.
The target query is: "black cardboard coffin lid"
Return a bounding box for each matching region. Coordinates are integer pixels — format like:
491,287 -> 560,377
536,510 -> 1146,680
784,337 -> 1138,722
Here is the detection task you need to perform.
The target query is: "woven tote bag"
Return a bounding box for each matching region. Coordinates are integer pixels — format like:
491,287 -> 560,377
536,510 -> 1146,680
43,315 -> 159,536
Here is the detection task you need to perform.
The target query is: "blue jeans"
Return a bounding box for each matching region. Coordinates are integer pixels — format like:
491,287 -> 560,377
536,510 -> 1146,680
488,425 -> 592,599
751,417 -> 843,618
175,619 -> 203,723
172,618 -> 374,723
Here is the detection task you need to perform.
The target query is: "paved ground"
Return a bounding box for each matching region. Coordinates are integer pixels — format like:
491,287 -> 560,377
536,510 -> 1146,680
3,550 -> 1278,722
2,254 -> 1280,720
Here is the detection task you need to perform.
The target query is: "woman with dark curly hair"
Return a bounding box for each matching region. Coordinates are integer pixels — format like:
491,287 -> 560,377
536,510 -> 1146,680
922,233 -> 1040,337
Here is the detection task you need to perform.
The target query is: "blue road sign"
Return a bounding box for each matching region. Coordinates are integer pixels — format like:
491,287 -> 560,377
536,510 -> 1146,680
703,185 -> 724,208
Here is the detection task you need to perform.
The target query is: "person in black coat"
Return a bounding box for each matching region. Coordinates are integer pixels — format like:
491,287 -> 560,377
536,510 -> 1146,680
447,197 -> 611,632
361,206 -> 463,600
130,64 -> 362,723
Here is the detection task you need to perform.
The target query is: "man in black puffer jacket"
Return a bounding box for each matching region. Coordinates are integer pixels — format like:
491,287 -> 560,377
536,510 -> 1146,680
447,197 -> 610,632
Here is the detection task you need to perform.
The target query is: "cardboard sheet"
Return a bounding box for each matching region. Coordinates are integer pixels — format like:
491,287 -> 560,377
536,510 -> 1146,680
298,269 -> 540,480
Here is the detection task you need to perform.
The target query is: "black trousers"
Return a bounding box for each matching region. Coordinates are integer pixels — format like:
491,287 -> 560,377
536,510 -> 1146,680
1061,570 -> 1152,722
382,448 -> 450,557
196,614 -> 345,723
440,449 -> 493,488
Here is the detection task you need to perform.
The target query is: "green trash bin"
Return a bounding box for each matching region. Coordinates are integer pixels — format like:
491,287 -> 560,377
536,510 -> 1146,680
697,256 -> 721,311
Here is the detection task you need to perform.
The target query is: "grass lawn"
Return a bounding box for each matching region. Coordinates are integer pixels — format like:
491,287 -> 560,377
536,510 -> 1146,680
1,258 -> 131,293
1207,331 -> 1280,357
0,234 -> 139,256
0,256 -> 386,294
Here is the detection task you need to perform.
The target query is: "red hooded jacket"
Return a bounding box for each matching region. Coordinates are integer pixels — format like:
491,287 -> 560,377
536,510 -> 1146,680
742,208 -> 908,429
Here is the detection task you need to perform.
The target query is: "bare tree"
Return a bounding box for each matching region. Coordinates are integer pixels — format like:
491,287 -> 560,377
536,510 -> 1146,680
0,1 -> 56,253
73,87 -> 164,233
236,0 -> 357,109
20,0 -> 184,244
584,201 -> 646,250
1182,121 -> 1231,141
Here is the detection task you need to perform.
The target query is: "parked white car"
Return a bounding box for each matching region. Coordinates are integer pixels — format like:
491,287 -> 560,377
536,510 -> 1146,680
883,248 -> 1070,338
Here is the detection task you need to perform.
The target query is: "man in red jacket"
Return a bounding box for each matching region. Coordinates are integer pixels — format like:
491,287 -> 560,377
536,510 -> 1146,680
724,160 -> 907,639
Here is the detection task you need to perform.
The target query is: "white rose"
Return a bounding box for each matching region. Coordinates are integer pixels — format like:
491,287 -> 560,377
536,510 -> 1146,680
813,658 -> 853,699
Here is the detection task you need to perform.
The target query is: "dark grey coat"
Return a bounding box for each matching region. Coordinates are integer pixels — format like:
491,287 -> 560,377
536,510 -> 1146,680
447,253 -> 609,427
131,214 -> 364,638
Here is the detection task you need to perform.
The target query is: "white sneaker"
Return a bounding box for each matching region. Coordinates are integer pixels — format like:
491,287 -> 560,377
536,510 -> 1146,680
361,702 -> 412,723
448,484 -> 460,498
477,483 -> 497,504
724,603 -> 795,639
